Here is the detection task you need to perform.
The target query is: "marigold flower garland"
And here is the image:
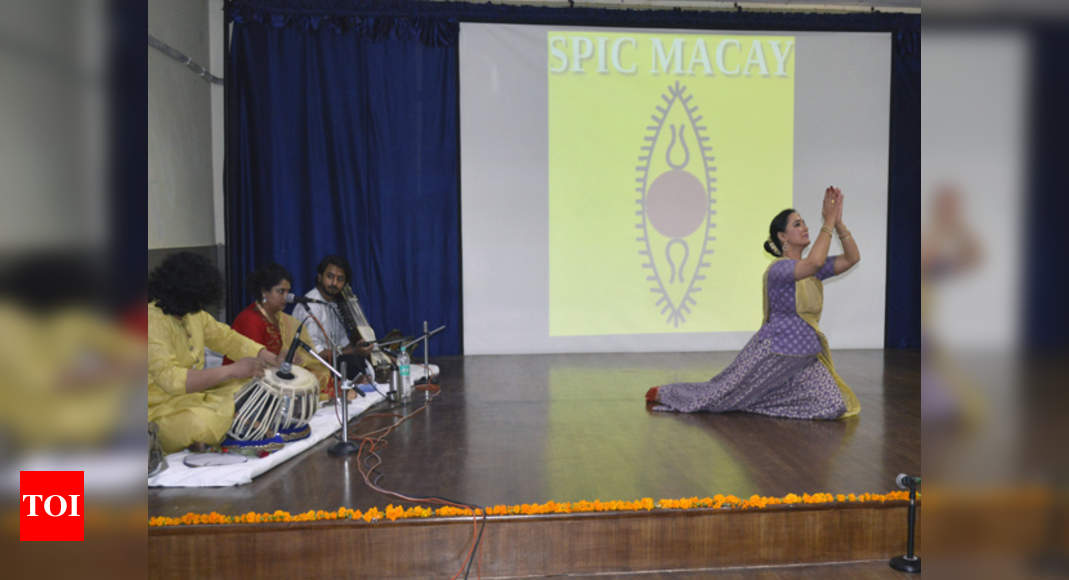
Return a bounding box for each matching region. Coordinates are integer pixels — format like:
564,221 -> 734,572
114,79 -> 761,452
148,490 -> 911,527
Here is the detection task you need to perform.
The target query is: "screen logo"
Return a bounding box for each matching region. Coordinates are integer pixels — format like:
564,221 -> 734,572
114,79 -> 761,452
637,81 -> 717,327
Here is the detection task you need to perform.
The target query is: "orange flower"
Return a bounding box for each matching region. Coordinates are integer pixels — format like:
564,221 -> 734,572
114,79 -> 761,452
148,491 -> 913,527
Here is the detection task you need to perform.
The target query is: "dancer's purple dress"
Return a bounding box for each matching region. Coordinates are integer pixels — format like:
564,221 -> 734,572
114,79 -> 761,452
652,257 -> 851,420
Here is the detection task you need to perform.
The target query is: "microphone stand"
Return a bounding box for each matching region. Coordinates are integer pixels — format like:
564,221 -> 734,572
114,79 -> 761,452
399,324 -> 445,353
294,339 -> 360,456
399,323 -> 445,401
889,474 -> 921,573
328,359 -> 360,457
320,297 -> 350,409
423,321 -> 430,401
387,355 -> 400,404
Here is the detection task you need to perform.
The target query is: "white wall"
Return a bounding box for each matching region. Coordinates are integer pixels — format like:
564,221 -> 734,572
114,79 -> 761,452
922,32 -> 1027,351
210,0 -> 226,246
148,0 -> 220,250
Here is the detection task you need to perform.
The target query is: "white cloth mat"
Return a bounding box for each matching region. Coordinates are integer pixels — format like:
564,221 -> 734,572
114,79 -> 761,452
148,386 -> 386,488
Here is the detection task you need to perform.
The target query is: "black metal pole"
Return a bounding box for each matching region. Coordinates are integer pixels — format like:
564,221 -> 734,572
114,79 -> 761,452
890,475 -> 921,573
328,360 -> 359,457
905,483 -> 916,558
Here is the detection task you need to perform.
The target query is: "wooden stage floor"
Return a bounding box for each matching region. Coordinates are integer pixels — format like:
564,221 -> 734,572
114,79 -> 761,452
149,349 -> 920,518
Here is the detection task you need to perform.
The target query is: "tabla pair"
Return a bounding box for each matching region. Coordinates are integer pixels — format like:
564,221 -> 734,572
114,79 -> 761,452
225,365 -> 319,453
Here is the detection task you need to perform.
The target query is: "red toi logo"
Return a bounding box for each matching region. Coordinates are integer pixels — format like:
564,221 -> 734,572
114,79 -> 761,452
20,471 -> 84,541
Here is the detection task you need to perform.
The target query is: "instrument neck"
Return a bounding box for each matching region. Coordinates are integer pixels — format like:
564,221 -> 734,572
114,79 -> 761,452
333,285 -> 368,345
341,285 -> 373,329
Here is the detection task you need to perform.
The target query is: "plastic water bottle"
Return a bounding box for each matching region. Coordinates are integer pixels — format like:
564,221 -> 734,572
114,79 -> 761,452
398,346 -> 411,402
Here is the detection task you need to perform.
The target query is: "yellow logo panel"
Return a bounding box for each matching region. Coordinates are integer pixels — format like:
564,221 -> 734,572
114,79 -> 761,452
548,31 -> 795,336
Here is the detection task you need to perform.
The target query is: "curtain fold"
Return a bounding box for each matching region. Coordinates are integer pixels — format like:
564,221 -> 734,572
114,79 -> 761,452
884,27 -> 921,349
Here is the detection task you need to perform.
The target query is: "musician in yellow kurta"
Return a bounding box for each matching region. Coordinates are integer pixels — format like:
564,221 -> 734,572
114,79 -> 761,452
0,301 -> 143,449
147,253 -> 278,453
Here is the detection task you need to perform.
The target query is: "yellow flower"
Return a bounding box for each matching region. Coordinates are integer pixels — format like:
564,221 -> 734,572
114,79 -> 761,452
148,490 -> 913,528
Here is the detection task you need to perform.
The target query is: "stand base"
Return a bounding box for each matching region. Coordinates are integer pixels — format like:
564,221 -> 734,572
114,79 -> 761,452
327,439 -> 360,457
889,555 -> 921,573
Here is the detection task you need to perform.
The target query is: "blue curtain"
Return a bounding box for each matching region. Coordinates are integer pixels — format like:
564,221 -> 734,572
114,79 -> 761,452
225,4 -> 460,355
884,30 -> 920,349
224,0 -> 920,352
1025,29 -> 1069,350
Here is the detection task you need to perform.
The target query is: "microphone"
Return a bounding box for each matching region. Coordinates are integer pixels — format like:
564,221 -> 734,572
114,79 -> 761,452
895,473 -> 921,489
286,293 -> 329,305
276,320 -> 307,380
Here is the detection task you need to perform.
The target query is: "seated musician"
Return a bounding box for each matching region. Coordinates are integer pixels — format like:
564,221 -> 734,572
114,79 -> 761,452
147,252 -> 279,454
291,255 -> 374,379
227,263 -> 339,401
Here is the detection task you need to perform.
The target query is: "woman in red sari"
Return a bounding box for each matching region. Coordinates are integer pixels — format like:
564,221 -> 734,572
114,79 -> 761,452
228,263 -> 336,400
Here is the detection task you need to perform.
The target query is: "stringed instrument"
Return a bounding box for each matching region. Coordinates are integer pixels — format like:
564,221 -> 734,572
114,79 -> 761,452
337,284 -> 393,376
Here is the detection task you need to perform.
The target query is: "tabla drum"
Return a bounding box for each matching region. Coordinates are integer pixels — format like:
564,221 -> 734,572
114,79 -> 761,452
228,365 -> 319,442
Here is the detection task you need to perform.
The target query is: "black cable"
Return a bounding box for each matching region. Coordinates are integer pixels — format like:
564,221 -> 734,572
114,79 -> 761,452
463,513 -> 488,579
354,426 -> 487,576
344,383 -> 486,577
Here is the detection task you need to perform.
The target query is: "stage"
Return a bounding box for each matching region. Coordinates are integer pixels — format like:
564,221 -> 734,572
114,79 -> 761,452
149,349 -> 920,578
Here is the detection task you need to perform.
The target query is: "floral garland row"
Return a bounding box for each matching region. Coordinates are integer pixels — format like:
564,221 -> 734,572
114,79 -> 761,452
149,491 -> 911,527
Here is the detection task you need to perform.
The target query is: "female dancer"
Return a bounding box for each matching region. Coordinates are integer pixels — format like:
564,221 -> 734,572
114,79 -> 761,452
646,186 -> 861,419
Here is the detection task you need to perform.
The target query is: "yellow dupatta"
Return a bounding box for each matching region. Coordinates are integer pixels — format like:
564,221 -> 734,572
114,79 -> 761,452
763,258 -> 860,418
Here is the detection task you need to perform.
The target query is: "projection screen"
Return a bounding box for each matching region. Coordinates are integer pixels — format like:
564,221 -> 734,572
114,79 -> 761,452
461,24 -> 890,354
